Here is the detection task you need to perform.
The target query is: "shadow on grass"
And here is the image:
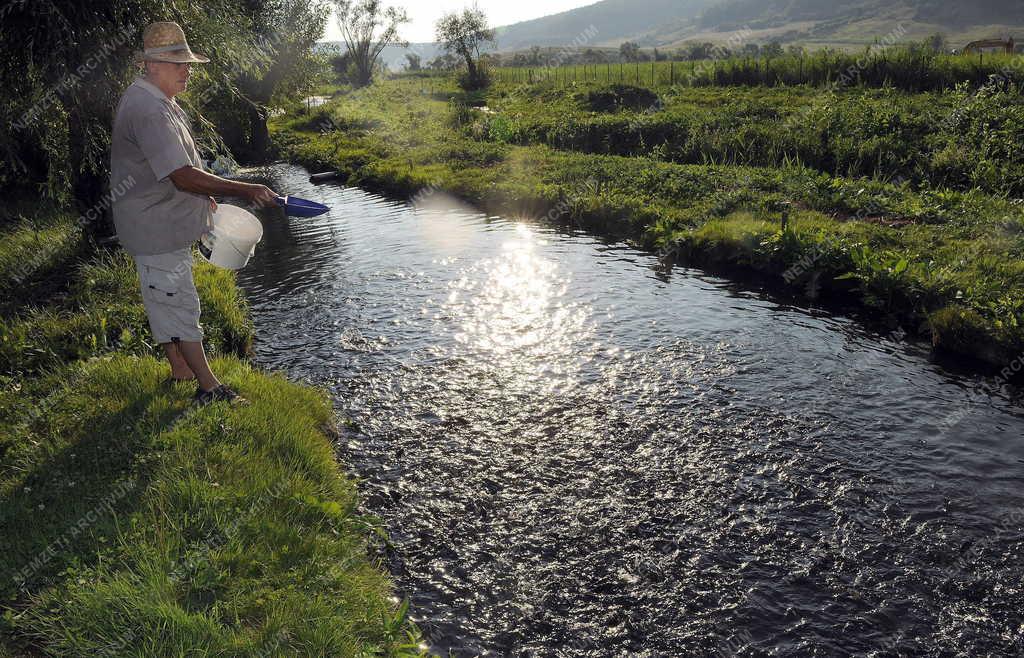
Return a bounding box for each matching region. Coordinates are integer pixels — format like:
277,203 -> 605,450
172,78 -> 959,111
0,360 -> 179,607
0,226 -> 90,319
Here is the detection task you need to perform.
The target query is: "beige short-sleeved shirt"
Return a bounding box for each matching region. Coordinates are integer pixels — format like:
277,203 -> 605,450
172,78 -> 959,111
110,78 -> 212,256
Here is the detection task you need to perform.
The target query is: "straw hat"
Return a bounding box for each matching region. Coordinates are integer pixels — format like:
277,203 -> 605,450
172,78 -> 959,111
135,22 -> 209,64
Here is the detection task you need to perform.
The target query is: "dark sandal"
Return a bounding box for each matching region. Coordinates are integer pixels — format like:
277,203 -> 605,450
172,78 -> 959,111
192,384 -> 248,407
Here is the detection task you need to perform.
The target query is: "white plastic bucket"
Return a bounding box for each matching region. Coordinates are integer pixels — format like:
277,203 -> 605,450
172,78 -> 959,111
198,204 -> 264,270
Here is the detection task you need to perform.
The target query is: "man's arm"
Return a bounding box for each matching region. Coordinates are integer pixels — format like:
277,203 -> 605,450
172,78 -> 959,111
168,166 -> 279,208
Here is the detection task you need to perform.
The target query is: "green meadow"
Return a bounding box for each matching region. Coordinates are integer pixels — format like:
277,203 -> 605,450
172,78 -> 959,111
272,73 -> 1024,368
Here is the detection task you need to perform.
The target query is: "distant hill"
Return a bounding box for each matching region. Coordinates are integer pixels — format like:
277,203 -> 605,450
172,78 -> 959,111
673,0 -> 1024,48
488,0 -> 1024,51
696,0 -> 1024,32
493,0 -> 717,50
378,43 -> 444,70
316,42 -> 444,71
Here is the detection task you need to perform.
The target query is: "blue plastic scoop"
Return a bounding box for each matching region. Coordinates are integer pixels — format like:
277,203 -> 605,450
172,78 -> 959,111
275,195 -> 330,218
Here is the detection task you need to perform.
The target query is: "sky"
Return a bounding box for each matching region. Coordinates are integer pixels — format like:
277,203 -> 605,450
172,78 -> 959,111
320,0 -> 595,44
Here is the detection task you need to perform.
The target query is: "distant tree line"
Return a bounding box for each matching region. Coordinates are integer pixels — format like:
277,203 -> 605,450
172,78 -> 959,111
473,32 -> 963,69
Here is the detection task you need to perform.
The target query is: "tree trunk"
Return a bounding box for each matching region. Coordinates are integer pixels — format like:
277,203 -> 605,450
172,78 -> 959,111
248,105 -> 270,161
355,40 -> 374,86
74,170 -> 113,239
460,47 -> 478,86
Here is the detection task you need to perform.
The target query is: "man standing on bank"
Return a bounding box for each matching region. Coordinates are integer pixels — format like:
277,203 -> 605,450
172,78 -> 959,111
111,21 -> 278,406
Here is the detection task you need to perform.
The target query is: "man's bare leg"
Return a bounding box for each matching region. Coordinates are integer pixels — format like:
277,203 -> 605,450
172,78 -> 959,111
162,341 -> 196,381
171,340 -> 221,392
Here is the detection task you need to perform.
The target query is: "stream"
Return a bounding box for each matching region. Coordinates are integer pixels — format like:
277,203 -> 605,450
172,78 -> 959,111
236,163 -> 1024,657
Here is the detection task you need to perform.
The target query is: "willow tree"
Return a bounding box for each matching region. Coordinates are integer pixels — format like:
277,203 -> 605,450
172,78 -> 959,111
0,0 -> 256,216
332,0 -> 409,87
192,0 -> 330,160
435,6 -> 495,90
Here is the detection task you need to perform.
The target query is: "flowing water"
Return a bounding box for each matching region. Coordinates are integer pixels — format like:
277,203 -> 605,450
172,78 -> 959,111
236,164 -> 1024,657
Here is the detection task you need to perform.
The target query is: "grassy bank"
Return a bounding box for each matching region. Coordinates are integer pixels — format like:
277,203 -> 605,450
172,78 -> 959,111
271,77 -> 1024,368
1,212 -> 423,655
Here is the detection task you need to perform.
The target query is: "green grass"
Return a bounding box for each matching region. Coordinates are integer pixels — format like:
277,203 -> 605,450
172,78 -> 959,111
1,209 -> 423,654
472,80 -> 1024,196
0,355 -> 422,656
272,77 -> 1024,366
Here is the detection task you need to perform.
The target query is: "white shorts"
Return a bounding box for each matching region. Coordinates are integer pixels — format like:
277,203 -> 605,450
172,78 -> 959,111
133,248 -> 204,344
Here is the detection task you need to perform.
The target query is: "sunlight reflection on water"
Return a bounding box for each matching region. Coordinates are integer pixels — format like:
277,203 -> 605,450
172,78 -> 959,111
449,225 -> 592,357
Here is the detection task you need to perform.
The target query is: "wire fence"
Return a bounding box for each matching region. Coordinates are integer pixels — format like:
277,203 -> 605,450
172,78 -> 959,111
482,50 -> 1024,92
